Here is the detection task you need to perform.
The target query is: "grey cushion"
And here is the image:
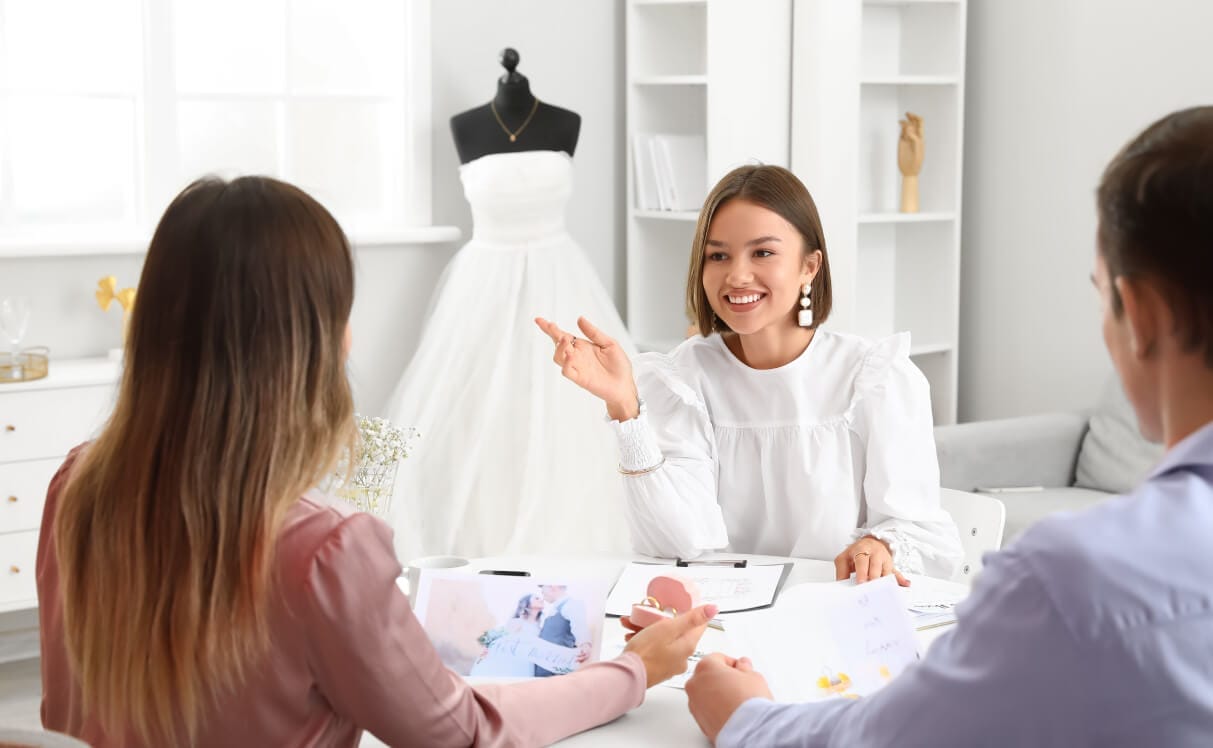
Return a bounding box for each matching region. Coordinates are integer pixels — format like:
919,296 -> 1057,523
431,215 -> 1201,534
1074,378 -> 1165,494
991,487 -> 1110,542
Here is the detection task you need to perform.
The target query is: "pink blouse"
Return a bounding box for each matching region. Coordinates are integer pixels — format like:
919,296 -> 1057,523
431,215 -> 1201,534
37,452 -> 646,746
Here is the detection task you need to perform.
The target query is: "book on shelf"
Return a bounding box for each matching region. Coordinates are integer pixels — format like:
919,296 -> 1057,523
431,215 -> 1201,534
632,133 -> 707,212
632,134 -> 659,211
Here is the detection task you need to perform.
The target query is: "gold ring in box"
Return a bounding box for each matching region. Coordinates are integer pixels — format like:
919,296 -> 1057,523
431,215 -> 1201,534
0,347 -> 49,384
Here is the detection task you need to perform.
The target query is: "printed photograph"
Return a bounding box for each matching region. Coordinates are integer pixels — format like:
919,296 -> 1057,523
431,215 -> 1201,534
414,572 -> 609,679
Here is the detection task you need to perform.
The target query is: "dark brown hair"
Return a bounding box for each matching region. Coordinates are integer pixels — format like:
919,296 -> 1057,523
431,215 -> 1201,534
1097,106 -> 1213,368
686,164 -> 832,335
56,176 -> 357,743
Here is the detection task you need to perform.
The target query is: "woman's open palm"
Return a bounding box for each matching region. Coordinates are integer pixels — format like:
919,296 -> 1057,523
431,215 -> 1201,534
535,316 -> 635,408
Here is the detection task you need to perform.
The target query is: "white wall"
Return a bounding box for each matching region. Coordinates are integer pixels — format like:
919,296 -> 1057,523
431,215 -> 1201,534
0,255 -> 147,360
0,1 -> 624,418
959,0 -> 1213,421
428,0 -> 625,304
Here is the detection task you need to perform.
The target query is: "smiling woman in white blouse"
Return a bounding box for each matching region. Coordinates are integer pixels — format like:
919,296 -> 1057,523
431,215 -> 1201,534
537,164 -> 961,582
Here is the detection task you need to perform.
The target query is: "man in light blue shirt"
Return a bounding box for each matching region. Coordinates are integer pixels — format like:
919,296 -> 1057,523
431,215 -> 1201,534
685,106 -> 1213,746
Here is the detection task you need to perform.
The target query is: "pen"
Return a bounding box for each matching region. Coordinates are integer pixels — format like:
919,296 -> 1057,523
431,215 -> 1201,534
707,618 -> 726,632
914,620 -> 957,632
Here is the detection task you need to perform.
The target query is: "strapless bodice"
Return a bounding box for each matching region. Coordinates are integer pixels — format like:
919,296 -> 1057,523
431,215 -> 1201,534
458,150 -> 573,245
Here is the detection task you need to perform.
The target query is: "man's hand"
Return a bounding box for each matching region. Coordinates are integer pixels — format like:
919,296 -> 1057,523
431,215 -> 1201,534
685,653 -> 773,744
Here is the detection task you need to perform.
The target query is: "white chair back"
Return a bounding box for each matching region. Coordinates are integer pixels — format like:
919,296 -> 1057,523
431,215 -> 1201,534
939,488 -> 1006,583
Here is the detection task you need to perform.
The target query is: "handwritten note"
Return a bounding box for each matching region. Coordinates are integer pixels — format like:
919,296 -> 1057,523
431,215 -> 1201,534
825,575 -> 918,695
725,576 -> 931,703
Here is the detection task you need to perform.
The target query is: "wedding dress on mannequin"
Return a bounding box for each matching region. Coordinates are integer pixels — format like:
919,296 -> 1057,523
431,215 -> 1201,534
383,148 -> 635,559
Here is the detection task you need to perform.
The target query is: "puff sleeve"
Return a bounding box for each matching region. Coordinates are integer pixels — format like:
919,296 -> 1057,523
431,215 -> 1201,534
849,334 -> 963,578
608,352 -> 729,559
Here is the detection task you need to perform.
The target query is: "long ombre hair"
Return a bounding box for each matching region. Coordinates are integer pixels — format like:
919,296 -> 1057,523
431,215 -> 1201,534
54,176 -> 356,744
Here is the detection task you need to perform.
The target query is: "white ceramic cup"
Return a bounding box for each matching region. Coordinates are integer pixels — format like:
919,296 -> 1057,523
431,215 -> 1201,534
405,555 -> 469,605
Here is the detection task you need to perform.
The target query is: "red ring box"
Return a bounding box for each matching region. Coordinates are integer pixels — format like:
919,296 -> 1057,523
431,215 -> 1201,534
630,574 -> 702,628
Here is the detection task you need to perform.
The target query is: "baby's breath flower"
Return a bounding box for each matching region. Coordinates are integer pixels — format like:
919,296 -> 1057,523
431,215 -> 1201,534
326,414 -> 418,515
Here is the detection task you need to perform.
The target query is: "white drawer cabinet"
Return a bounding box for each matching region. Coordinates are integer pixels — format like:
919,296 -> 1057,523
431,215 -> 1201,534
0,529 -> 39,609
0,358 -> 119,615
0,458 -> 62,535
0,386 -> 114,462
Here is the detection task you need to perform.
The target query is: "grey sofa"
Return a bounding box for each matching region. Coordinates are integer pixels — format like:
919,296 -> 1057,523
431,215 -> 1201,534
934,378 -> 1164,543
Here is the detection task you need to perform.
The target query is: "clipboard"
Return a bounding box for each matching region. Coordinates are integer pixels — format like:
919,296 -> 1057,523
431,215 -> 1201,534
675,557 -> 748,568
605,560 -> 794,616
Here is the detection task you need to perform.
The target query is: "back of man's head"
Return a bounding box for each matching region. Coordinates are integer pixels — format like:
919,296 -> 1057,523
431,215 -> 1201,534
1097,106 -> 1213,369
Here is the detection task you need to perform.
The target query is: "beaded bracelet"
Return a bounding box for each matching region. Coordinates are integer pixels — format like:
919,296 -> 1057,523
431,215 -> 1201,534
618,457 -> 665,476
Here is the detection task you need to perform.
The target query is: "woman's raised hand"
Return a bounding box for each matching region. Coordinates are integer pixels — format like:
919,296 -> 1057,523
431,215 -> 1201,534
535,316 -> 640,421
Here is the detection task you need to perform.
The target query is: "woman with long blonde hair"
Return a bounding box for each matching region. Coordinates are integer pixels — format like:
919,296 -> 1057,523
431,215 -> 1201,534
37,176 -> 714,746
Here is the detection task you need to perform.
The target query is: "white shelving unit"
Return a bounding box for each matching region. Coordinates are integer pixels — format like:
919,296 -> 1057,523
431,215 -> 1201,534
625,0 -> 792,353
791,0 -> 967,424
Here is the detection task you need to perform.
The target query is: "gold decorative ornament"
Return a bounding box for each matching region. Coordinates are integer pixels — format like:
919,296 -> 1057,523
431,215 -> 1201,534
96,276 -> 136,340
490,98 -> 540,143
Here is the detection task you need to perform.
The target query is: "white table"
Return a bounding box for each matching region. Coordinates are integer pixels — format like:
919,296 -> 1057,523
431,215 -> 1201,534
386,554 -> 966,747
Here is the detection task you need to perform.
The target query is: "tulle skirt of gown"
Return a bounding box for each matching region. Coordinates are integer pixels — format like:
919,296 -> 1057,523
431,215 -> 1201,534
383,151 -> 635,560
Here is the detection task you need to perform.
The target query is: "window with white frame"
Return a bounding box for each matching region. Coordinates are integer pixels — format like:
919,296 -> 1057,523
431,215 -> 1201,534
0,0 -> 431,247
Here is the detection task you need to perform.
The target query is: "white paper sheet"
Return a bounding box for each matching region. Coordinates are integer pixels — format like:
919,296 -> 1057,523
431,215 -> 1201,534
725,576 -> 924,703
605,562 -> 789,616
826,576 -> 919,694
903,574 -> 968,631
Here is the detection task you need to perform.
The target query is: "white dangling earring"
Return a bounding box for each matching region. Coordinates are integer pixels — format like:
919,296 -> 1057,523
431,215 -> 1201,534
798,282 -> 813,327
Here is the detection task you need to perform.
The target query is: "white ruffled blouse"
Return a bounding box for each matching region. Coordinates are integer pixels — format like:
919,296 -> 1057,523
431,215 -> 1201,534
611,330 -> 962,578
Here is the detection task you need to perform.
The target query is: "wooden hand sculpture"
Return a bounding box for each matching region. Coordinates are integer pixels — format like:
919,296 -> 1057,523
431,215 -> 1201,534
898,112 -> 924,213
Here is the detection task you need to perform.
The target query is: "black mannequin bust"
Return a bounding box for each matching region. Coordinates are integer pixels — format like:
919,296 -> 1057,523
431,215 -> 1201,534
449,47 -> 581,164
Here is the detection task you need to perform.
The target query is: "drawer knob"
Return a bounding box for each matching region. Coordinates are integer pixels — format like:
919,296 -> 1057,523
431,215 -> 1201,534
8,565 -> 18,575
5,495 -> 15,503
3,425 -> 14,432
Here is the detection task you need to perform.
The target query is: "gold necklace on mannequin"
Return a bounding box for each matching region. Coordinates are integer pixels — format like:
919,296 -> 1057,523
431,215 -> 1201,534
490,98 -> 540,143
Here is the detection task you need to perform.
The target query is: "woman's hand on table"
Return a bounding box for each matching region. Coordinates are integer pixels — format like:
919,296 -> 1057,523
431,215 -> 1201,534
685,654 -> 773,744
621,603 -> 718,688
834,535 -> 910,586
